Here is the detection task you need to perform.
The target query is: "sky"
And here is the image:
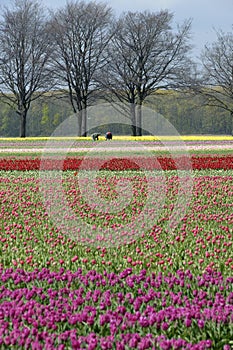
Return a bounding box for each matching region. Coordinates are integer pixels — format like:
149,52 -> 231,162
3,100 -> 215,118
0,0 -> 232,58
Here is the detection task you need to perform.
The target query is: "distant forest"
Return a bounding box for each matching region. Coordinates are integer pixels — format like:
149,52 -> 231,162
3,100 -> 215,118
0,91 -> 231,137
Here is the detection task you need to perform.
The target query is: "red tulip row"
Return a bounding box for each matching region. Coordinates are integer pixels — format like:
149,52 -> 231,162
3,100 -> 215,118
0,155 -> 232,171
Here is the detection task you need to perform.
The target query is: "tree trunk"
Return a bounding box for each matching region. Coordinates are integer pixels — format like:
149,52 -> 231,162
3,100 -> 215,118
81,107 -> 87,137
76,110 -> 82,137
130,103 -> 137,136
136,103 -> 142,136
20,111 -> 27,138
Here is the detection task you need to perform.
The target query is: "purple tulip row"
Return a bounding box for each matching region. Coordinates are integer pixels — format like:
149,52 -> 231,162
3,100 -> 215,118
0,267 -> 232,349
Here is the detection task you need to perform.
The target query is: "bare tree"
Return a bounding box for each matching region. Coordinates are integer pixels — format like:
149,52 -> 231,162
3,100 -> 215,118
98,36 -> 139,135
49,0 -> 112,136
100,10 -> 193,135
0,0 -> 54,137
198,30 -> 233,134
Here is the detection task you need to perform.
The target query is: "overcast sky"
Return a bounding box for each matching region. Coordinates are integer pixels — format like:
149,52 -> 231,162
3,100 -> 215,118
0,0 -> 232,58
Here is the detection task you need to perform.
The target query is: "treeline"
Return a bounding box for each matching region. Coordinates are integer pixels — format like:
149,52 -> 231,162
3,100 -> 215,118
0,0 -> 196,137
0,91 -> 231,137
0,0 -> 232,137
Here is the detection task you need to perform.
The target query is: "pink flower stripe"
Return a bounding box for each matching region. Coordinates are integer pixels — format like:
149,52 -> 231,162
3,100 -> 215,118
0,155 -> 232,171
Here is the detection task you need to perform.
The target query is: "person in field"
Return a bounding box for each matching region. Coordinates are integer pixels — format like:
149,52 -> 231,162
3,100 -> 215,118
105,131 -> 112,140
91,132 -> 101,141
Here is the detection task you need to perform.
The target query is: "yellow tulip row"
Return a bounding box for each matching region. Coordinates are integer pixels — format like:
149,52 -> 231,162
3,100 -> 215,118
0,135 -> 233,142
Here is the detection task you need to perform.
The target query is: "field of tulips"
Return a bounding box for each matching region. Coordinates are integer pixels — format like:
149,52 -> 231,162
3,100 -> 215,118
0,138 -> 233,349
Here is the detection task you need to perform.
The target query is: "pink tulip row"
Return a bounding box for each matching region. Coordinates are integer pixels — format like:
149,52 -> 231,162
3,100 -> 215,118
0,171 -> 232,273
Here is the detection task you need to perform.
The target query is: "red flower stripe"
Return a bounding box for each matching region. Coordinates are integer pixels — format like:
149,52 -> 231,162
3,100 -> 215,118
0,155 -> 232,171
